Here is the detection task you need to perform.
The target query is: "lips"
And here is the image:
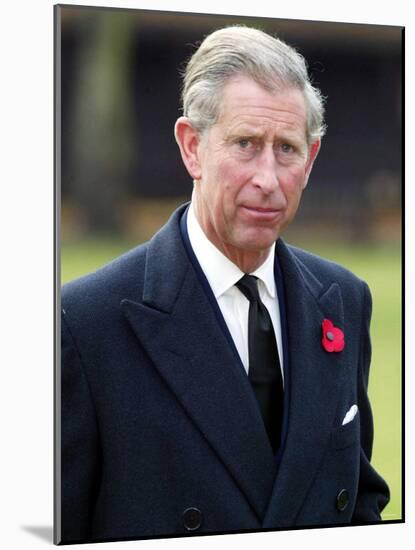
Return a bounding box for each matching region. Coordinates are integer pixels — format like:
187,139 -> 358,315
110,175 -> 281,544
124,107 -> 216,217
242,205 -> 279,212
240,205 -> 282,221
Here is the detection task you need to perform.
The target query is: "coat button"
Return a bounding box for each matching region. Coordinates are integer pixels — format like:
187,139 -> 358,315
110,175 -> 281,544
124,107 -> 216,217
183,507 -> 202,531
336,489 -> 349,511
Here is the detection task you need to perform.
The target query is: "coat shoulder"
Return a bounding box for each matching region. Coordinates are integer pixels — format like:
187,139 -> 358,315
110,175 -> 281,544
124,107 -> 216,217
61,204 -> 188,315
283,242 -> 369,305
61,242 -> 149,316
286,243 -> 366,286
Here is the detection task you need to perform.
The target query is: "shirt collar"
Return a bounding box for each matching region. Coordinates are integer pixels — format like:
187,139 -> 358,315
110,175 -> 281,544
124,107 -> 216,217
187,203 -> 276,300
251,244 -> 277,299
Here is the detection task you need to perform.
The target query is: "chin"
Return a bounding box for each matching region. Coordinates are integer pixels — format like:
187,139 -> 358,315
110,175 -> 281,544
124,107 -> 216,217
235,230 -> 280,252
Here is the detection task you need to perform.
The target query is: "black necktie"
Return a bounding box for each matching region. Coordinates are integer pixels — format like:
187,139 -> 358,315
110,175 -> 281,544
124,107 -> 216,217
236,274 -> 284,452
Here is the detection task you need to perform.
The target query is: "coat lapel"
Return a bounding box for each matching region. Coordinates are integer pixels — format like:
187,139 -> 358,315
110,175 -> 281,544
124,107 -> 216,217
262,240 -> 346,528
121,207 -> 277,522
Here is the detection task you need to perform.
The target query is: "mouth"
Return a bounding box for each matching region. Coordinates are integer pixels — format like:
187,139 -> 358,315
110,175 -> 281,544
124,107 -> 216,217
240,205 -> 282,221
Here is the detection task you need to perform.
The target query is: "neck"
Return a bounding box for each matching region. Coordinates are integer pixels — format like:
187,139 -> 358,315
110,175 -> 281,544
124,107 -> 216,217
191,196 -> 272,274
223,249 -> 270,274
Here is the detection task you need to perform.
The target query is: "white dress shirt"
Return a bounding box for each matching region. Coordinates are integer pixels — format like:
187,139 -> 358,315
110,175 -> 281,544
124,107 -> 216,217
187,203 -> 284,380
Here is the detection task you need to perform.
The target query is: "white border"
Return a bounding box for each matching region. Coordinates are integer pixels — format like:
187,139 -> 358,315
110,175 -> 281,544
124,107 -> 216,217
1,1 -> 411,548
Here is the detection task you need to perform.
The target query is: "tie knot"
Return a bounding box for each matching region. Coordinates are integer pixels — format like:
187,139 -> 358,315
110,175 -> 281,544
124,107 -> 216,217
235,274 -> 260,303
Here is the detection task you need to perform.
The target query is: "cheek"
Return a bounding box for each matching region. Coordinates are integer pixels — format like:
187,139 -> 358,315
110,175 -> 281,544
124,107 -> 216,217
215,161 -> 247,203
283,165 -> 307,195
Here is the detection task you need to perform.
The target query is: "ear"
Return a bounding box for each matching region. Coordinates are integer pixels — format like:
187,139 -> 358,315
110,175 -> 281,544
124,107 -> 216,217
174,117 -> 203,180
302,139 -> 321,189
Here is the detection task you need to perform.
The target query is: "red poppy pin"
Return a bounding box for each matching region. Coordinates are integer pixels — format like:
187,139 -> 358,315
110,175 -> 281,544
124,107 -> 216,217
321,318 -> 345,352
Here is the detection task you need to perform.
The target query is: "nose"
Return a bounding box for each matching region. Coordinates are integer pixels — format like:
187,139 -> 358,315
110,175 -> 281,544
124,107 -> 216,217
251,146 -> 280,194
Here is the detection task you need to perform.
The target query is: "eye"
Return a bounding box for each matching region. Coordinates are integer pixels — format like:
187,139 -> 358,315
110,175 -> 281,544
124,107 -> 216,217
280,143 -> 294,154
238,138 -> 252,149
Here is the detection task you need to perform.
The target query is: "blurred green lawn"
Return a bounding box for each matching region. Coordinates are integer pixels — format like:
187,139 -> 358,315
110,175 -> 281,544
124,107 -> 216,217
61,237 -> 402,522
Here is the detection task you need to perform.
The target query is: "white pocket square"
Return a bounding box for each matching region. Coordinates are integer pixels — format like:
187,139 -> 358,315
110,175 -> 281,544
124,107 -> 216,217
342,404 -> 358,426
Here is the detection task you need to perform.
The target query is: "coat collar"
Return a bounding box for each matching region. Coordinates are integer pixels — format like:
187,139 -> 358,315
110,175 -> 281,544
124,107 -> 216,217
262,239 -> 345,527
121,205 -> 276,523
121,205 -> 346,527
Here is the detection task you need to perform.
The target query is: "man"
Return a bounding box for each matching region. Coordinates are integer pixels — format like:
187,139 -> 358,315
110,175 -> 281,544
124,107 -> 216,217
60,26 -> 390,543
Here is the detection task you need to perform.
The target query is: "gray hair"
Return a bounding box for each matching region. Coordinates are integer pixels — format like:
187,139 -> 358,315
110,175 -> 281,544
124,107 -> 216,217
181,26 -> 326,145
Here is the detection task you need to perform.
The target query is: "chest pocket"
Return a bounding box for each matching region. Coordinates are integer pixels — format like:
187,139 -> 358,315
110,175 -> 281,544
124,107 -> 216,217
331,413 -> 360,451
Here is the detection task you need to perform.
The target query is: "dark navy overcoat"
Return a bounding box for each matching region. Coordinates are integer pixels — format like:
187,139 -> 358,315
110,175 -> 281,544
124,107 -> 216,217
60,204 -> 389,543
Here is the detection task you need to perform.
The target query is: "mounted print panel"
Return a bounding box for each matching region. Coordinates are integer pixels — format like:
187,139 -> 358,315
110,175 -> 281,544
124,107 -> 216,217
55,4 -> 403,545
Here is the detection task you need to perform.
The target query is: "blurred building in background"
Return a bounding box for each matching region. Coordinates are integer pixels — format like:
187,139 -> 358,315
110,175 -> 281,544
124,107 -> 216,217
57,6 -> 402,244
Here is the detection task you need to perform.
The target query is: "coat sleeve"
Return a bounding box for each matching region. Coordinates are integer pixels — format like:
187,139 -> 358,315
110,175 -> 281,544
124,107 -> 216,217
352,282 -> 390,522
60,310 -> 101,542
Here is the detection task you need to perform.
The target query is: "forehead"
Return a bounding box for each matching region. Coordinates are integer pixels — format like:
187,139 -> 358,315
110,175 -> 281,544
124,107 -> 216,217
216,75 -> 308,138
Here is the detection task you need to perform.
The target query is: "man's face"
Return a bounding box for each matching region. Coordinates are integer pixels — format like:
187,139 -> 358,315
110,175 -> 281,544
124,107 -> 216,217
192,75 -> 320,262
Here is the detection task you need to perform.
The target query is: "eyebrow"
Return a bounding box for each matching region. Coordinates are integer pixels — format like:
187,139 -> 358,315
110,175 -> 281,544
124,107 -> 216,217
225,127 -> 264,140
226,127 -> 305,149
